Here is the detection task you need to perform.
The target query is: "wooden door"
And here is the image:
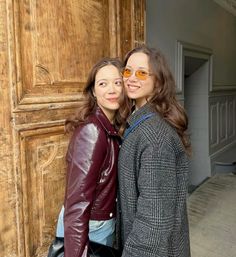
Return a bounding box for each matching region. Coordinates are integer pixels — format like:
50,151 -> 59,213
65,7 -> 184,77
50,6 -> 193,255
0,0 -> 145,256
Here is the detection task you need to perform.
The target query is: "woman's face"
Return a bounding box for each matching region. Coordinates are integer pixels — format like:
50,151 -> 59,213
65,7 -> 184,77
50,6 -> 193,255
123,52 -> 155,109
94,65 -> 123,122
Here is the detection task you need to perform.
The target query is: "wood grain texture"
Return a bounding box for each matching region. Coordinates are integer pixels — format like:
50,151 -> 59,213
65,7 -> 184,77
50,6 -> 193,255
0,0 -> 18,256
16,0 -> 111,104
119,0 -> 146,59
0,0 -> 145,256
19,127 -> 68,257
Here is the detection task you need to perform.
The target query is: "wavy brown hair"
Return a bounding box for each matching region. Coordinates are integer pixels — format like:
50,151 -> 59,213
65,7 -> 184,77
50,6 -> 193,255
65,57 -> 129,135
124,45 -> 191,155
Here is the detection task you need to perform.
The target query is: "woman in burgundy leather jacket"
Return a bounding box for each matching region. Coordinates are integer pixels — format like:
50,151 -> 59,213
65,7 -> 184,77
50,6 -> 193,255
63,57 -> 128,257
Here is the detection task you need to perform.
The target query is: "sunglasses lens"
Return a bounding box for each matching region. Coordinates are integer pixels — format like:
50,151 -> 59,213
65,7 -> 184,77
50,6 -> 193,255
136,70 -> 149,80
123,68 -> 149,80
123,68 -> 132,78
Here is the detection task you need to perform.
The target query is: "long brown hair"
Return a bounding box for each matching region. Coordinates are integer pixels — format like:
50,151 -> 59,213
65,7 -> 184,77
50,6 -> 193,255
124,45 -> 191,154
66,57 -> 129,135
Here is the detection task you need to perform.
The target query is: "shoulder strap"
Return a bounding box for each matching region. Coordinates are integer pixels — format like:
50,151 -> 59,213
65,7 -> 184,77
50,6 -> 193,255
123,113 -> 155,140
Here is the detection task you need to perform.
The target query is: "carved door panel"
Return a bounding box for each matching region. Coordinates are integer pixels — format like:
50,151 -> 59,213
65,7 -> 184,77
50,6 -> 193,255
0,0 -> 145,256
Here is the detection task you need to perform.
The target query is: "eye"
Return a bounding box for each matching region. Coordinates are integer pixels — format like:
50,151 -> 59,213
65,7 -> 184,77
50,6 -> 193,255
136,69 -> 149,80
138,70 -> 148,76
115,80 -> 122,86
98,81 -> 107,87
123,68 -> 132,77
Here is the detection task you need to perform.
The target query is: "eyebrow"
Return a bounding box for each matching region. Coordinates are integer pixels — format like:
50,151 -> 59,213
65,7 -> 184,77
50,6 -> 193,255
126,65 -> 148,70
96,77 -> 122,83
95,79 -> 106,84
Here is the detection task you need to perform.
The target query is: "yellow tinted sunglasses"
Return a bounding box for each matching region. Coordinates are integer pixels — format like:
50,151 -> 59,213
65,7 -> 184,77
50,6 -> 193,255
122,68 -> 152,80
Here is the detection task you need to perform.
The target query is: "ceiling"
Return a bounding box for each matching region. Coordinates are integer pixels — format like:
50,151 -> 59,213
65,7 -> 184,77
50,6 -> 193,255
213,0 -> 236,16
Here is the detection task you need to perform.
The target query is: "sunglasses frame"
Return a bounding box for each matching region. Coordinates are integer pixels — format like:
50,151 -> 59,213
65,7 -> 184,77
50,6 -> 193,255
122,68 -> 152,81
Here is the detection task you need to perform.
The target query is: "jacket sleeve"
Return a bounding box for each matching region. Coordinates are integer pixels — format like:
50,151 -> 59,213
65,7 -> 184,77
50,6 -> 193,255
122,143 -> 180,257
64,123 -> 106,257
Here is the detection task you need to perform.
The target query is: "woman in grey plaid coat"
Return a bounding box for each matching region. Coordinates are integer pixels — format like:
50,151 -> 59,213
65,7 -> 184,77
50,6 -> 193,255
118,45 -> 191,257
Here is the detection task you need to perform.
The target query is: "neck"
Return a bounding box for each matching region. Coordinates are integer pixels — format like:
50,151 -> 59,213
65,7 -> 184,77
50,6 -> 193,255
103,110 -> 115,124
97,106 -> 115,124
135,99 -> 148,110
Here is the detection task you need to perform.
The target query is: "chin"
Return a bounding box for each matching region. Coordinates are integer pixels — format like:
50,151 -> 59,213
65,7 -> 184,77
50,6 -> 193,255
107,105 -> 119,111
127,93 -> 138,100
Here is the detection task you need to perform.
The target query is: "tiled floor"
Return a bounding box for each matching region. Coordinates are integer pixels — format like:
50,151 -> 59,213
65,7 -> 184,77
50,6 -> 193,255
188,173 -> 236,257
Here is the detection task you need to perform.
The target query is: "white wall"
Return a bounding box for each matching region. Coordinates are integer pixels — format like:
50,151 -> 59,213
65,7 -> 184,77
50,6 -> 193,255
146,0 -> 236,175
146,0 -> 236,88
185,60 -> 211,185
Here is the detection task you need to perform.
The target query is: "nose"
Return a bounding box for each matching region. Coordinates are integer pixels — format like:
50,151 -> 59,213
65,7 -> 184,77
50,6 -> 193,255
107,83 -> 116,94
128,71 -> 138,81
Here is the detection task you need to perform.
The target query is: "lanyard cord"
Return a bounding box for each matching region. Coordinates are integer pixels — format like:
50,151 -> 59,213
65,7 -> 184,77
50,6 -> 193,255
123,113 -> 155,140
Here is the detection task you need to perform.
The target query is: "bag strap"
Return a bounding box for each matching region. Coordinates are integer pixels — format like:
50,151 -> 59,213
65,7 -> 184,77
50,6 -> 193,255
123,113 -> 155,140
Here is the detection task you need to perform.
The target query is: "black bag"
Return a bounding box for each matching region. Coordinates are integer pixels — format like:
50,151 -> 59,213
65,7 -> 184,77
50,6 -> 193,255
47,237 -> 121,257
47,237 -> 64,257
88,241 -> 121,257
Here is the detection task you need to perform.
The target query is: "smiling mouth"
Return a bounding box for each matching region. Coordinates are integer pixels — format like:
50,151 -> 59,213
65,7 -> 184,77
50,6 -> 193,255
127,84 -> 140,91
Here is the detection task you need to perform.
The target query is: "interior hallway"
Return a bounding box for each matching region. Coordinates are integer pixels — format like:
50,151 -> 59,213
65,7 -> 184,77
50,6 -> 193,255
188,173 -> 236,257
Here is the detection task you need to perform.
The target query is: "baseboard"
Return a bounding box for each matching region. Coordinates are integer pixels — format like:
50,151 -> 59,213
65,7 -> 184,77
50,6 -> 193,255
210,141 -> 236,175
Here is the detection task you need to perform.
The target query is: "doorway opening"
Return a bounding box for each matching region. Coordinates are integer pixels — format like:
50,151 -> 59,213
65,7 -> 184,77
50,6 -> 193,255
176,41 -> 213,191
184,56 -> 211,190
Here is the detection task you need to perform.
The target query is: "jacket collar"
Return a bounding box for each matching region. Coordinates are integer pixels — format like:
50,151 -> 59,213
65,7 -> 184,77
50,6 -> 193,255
127,103 -> 157,126
95,107 -> 119,137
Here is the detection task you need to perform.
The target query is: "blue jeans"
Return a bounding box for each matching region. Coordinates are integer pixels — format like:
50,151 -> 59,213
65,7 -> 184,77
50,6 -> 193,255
56,206 -> 115,247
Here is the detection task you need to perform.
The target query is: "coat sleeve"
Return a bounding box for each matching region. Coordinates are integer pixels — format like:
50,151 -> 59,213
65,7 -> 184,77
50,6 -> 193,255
64,123 -> 106,257
122,143 -> 179,257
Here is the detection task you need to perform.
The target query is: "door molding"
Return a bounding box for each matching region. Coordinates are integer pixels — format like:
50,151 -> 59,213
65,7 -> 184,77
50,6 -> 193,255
175,40 -> 213,94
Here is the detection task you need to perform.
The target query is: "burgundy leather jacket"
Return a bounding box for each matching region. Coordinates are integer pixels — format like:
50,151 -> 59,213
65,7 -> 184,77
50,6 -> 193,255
64,107 -> 120,257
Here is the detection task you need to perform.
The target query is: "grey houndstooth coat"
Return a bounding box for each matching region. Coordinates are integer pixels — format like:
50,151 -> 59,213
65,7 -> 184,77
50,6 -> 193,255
118,103 -> 191,257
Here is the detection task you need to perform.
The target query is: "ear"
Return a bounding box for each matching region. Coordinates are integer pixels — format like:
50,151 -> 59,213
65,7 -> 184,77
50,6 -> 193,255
92,89 -> 96,97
